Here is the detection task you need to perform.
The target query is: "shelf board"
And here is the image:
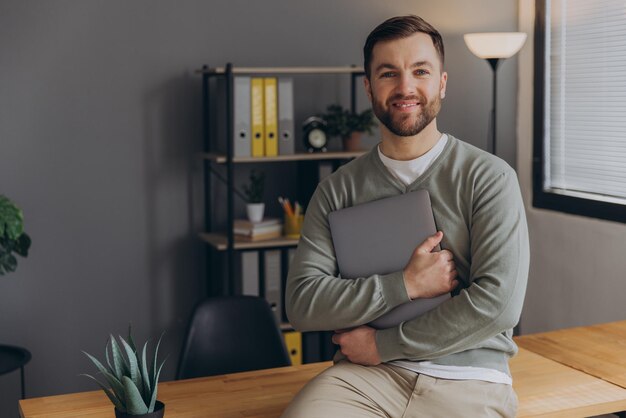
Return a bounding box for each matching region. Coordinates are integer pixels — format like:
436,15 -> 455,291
201,150 -> 366,164
199,232 -> 299,251
197,66 -> 365,75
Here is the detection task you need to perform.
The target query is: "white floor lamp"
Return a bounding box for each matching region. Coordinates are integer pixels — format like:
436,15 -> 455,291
464,32 -> 527,155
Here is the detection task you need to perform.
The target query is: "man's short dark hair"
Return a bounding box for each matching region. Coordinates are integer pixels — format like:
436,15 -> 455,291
363,15 -> 445,79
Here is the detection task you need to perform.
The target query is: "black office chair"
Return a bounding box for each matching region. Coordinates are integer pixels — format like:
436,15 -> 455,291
176,295 -> 291,379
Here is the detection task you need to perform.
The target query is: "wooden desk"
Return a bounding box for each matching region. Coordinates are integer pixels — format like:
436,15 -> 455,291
512,348 -> 626,417
19,348 -> 626,418
516,320 -> 626,389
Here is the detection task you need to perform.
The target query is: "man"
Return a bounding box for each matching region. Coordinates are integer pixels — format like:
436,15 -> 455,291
283,15 -> 528,417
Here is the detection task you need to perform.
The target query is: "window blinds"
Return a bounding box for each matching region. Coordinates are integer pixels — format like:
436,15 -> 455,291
545,0 -> 626,202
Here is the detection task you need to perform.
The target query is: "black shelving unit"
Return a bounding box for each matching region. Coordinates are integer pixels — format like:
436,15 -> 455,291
198,64 -> 366,362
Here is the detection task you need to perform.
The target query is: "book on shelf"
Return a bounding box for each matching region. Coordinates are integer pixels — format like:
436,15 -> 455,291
233,217 -> 281,230
233,218 -> 283,241
235,228 -> 282,242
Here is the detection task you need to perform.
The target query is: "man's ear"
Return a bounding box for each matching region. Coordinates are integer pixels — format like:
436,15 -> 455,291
364,77 -> 373,102
440,72 -> 448,99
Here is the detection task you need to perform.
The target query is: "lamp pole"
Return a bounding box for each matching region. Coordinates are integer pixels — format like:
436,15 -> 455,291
464,32 -> 526,156
487,58 -> 501,155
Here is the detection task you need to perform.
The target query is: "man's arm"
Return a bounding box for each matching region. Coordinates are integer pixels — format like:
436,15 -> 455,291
375,169 -> 529,362
285,184 -> 409,332
285,184 -> 457,332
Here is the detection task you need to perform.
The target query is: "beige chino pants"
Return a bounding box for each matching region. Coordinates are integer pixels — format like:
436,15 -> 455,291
281,360 -> 517,418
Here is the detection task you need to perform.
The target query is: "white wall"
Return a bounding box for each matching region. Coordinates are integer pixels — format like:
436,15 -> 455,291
517,0 -> 626,334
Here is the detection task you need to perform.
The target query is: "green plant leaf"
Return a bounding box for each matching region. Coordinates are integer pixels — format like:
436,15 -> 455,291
119,336 -> 140,389
148,359 -> 166,412
82,351 -> 126,406
0,196 -> 24,241
127,324 -> 137,353
81,374 -> 126,412
14,233 -> 31,257
109,335 -> 126,380
105,339 -> 114,375
151,333 -> 164,390
140,341 -> 151,401
122,376 -> 148,415
1,254 -> 17,273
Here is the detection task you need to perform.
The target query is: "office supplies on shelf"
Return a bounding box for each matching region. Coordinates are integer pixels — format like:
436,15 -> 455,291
263,77 -> 278,157
251,78 -> 265,157
277,196 -> 294,217
284,214 -> 304,239
328,190 -> 450,329
278,78 -> 295,155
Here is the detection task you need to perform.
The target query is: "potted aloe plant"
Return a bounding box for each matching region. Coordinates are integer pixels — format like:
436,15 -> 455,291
0,195 -> 31,276
320,104 -> 376,151
242,169 -> 266,223
83,328 -> 167,418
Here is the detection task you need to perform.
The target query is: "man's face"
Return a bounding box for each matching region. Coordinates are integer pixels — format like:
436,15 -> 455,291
365,33 -> 447,137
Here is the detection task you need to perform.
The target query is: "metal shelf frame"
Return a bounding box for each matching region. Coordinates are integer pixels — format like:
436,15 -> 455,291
201,63 -> 365,296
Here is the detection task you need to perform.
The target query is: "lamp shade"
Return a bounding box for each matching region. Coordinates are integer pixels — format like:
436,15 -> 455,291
463,32 -> 527,59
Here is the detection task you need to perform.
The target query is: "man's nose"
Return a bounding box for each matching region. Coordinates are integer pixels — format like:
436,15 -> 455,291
396,73 -> 416,96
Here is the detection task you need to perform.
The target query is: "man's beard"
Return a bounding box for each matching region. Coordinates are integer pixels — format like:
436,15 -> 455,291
372,92 -> 441,137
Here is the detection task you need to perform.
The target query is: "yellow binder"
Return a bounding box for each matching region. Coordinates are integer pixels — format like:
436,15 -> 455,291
263,77 -> 278,156
283,331 -> 302,365
251,78 -> 265,157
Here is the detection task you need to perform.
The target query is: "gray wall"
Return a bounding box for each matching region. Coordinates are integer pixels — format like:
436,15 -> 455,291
0,1 -> 518,416
517,0 -> 626,334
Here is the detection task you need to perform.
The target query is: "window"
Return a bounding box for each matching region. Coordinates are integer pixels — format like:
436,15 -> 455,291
533,0 -> 626,222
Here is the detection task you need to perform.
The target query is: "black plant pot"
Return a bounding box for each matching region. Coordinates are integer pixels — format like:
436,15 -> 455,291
115,401 -> 165,418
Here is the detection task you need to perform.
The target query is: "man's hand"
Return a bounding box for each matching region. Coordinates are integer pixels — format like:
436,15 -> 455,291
403,231 -> 459,299
332,326 -> 381,366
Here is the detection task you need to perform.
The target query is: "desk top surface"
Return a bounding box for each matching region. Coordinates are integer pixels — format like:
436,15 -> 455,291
19,347 -> 626,418
516,319 -> 626,389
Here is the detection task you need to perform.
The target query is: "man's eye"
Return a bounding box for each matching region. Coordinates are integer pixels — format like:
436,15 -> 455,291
415,69 -> 429,76
381,72 -> 395,78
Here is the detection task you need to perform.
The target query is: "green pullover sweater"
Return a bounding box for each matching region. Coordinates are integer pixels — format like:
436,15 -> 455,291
285,135 -> 529,376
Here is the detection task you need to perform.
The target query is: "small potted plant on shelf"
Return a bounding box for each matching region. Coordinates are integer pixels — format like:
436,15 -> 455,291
242,169 -> 266,223
82,327 -> 167,418
0,195 -> 31,276
320,104 -> 376,151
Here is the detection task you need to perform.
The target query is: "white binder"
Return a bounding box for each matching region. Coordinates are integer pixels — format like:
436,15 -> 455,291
233,77 -> 252,158
216,76 -> 251,158
240,251 -> 259,296
264,249 -> 282,324
278,78 -> 295,155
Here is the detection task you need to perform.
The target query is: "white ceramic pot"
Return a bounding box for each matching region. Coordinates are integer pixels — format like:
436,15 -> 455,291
246,203 -> 265,223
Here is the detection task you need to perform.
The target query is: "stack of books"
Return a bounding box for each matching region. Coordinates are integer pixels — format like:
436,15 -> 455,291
233,218 -> 283,241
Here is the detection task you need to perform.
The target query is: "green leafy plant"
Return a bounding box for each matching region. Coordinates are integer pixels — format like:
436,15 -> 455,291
319,104 -> 376,139
0,195 -> 31,275
82,327 -> 166,415
242,170 -> 265,204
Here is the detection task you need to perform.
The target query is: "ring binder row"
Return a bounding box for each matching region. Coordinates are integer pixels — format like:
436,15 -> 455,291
239,247 -> 297,324
238,248 -> 305,364
221,76 -> 295,158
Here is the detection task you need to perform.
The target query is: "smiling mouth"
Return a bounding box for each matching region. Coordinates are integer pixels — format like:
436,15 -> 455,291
391,102 -> 421,111
393,103 -> 419,108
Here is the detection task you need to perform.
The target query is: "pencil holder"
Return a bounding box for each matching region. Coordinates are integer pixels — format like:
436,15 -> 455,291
284,214 -> 304,238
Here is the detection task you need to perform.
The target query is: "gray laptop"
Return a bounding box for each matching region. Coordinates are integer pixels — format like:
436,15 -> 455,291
328,190 -> 450,329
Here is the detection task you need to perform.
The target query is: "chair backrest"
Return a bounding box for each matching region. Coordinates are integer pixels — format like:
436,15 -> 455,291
176,295 -> 291,380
